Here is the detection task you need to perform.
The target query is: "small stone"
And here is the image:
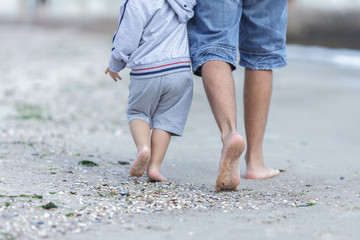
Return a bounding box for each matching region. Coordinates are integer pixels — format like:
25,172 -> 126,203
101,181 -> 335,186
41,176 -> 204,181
118,161 -> 130,165
120,190 -> 129,196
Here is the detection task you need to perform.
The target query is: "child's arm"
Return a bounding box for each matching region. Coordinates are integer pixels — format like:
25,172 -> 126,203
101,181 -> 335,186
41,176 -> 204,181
105,67 -> 122,82
108,3 -> 146,73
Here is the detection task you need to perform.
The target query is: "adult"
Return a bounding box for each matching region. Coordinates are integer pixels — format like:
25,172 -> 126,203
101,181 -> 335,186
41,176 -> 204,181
188,0 -> 288,191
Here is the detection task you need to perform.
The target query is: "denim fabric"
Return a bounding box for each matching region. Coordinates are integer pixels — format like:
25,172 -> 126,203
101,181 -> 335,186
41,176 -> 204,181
188,0 -> 288,76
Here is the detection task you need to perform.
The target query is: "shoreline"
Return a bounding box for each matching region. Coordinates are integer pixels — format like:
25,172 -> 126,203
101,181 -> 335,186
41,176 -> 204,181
1,6 -> 360,50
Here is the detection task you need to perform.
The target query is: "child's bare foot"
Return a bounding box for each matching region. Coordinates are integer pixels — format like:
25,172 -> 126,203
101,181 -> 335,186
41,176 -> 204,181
215,133 -> 246,192
130,148 -> 150,177
245,164 -> 280,179
147,166 -> 167,182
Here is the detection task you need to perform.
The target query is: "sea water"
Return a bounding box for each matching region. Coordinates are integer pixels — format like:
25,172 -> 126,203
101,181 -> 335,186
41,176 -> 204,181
288,45 -> 360,88
295,0 -> 360,11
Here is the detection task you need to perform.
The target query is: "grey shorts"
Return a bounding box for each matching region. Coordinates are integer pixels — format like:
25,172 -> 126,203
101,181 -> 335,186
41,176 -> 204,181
127,71 -> 193,136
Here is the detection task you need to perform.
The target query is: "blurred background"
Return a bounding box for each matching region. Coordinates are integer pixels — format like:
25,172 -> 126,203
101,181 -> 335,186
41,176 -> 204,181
1,0 -> 360,49
1,2 -> 360,240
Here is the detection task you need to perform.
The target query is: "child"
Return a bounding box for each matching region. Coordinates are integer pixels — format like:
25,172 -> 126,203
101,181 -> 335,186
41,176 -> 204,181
105,0 -> 196,182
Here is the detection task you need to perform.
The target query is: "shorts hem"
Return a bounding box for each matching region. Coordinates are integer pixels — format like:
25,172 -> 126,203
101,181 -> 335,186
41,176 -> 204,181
239,47 -> 287,70
190,46 -> 237,76
128,116 -> 150,126
239,62 -> 288,70
152,125 -> 183,137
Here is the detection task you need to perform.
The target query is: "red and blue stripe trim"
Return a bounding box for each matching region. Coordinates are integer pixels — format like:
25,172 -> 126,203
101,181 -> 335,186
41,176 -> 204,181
130,61 -> 191,77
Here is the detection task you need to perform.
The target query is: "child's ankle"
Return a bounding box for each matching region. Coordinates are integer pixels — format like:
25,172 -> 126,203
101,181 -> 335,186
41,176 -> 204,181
147,167 -> 167,182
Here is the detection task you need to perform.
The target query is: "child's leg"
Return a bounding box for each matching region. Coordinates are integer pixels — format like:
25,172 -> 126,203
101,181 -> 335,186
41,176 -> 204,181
129,119 -> 151,177
147,129 -> 171,182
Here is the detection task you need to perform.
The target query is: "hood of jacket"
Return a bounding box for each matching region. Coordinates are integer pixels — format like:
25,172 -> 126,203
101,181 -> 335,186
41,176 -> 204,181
166,0 -> 197,23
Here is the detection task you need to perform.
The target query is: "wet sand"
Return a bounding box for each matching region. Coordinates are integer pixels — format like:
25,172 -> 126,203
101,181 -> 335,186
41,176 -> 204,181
0,24 -> 360,239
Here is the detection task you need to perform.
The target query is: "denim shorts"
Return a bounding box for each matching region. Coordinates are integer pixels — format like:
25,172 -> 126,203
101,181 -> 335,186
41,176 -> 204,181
187,0 -> 288,76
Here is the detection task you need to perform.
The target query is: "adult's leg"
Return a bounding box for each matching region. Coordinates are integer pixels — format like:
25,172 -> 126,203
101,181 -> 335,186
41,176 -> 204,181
129,119 -> 151,177
188,0 -> 245,190
239,0 -> 288,179
147,129 -> 171,182
243,69 -> 280,179
202,61 -> 246,191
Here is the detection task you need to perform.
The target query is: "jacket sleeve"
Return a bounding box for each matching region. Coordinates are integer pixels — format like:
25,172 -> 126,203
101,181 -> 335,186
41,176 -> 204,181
109,4 -> 145,73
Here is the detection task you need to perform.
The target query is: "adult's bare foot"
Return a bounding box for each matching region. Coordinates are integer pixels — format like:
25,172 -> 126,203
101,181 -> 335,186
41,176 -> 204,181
130,148 -> 150,177
147,166 -> 167,182
215,133 -> 246,192
244,157 -> 280,179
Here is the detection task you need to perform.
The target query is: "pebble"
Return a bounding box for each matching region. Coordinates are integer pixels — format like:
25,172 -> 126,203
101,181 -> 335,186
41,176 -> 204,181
120,190 -> 129,196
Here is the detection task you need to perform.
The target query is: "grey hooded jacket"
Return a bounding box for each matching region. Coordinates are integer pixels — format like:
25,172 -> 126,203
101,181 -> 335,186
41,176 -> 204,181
109,0 -> 197,78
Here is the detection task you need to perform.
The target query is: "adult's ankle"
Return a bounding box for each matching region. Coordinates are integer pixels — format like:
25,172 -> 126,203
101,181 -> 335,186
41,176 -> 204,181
245,151 -> 264,164
221,131 -> 240,143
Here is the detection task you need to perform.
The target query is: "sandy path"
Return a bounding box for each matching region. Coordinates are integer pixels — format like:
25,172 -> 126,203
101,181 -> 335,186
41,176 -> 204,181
0,24 -> 359,239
